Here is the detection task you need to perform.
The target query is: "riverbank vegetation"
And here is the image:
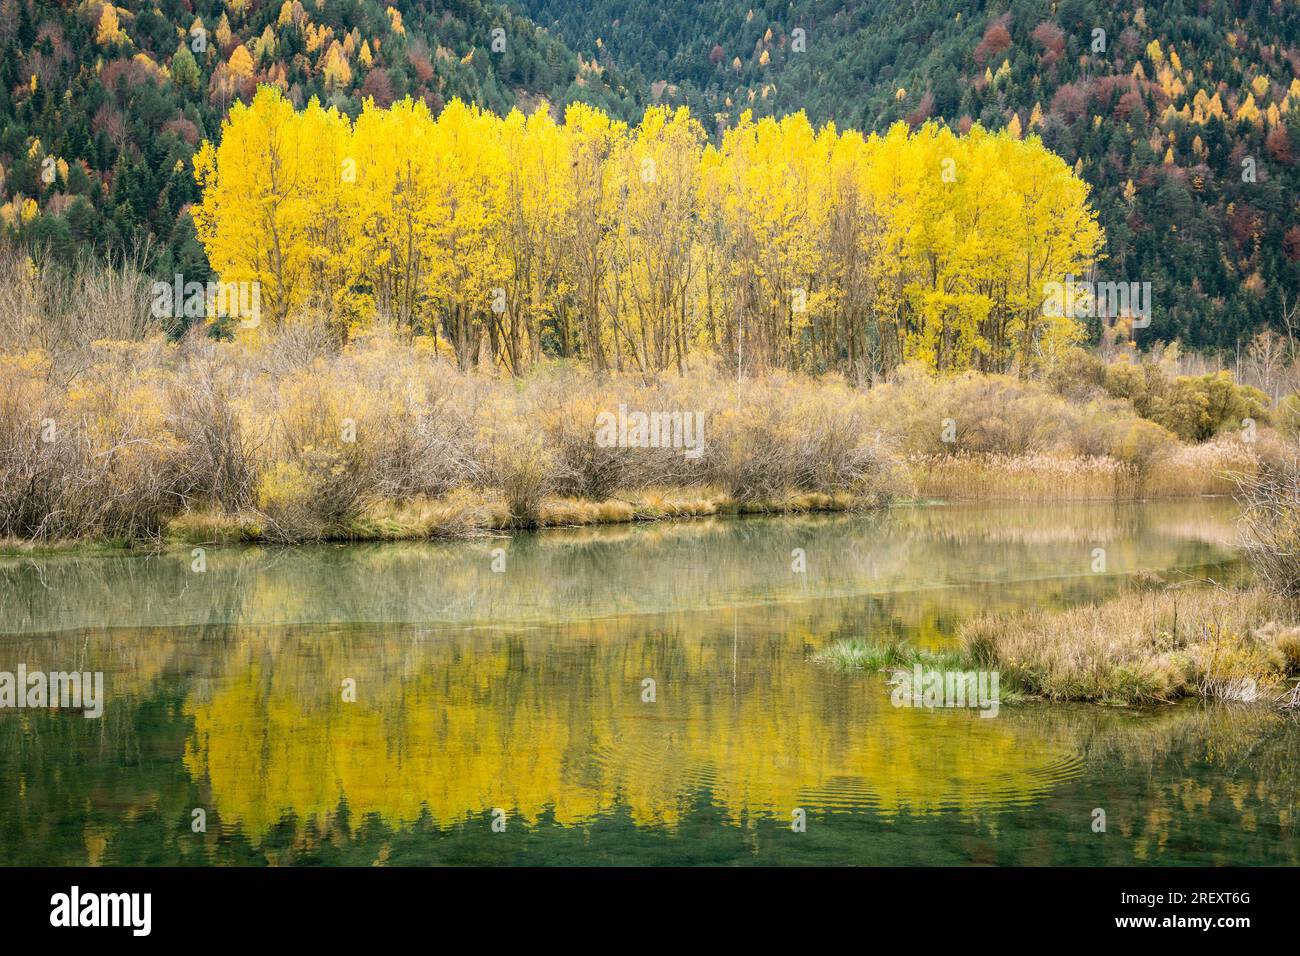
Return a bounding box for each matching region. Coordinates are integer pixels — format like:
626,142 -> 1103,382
0,323 -> 908,543
1,310 -> 1291,546
808,448 -> 1300,710
1,288 -> 1295,547
819,583 -> 1300,709
949,462 -> 1300,708
961,586 -> 1300,706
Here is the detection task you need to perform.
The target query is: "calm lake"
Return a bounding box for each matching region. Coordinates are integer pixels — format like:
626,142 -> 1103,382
1,499 -> 1296,865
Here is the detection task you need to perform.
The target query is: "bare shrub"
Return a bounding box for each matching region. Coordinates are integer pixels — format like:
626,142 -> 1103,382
0,348 -> 188,540
342,332 -> 485,498
708,377 -> 900,502
166,364 -> 258,512
487,419 -> 554,528
229,330 -> 489,540
1236,457 -> 1300,595
0,241 -> 160,362
525,367 -> 698,498
245,314 -> 343,376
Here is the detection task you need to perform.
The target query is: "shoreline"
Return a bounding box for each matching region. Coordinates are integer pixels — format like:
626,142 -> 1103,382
6,494 -> 1287,710
0,481 -> 1243,556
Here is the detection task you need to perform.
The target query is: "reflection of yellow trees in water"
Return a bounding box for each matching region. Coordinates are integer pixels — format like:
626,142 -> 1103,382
4,610 -> 1295,864
186,649 -> 609,835
175,609 -> 1297,858
1014,701 -> 1298,862
181,615 -> 1085,836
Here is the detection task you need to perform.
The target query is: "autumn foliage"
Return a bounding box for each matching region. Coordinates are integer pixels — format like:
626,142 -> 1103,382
192,87 -> 1101,379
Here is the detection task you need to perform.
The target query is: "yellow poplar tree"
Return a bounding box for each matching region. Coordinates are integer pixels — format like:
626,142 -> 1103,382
192,87 -> 315,326
193,93 -> 1102,377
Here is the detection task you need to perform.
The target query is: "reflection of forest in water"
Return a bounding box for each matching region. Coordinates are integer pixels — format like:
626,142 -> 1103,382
1,499 -> 1294,866
5,603 -> 1297,865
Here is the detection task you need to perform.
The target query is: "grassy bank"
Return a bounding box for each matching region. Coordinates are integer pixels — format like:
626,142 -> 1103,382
815,459 -> 1300,711
815,585 -> 1300,709
164,486 -> 871,544
961,586 -> 1300,706
909,441 -> 1257,501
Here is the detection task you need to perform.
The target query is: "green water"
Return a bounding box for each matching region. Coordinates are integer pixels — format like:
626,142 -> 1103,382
1,499 -> 1297,866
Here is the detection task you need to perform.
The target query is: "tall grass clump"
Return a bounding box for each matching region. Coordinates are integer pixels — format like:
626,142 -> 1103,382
813,637 -> 965,673
960,586 -> 1300,705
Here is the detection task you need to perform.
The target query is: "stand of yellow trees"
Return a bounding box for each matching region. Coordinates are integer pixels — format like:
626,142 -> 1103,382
193,87 -> 1102,380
